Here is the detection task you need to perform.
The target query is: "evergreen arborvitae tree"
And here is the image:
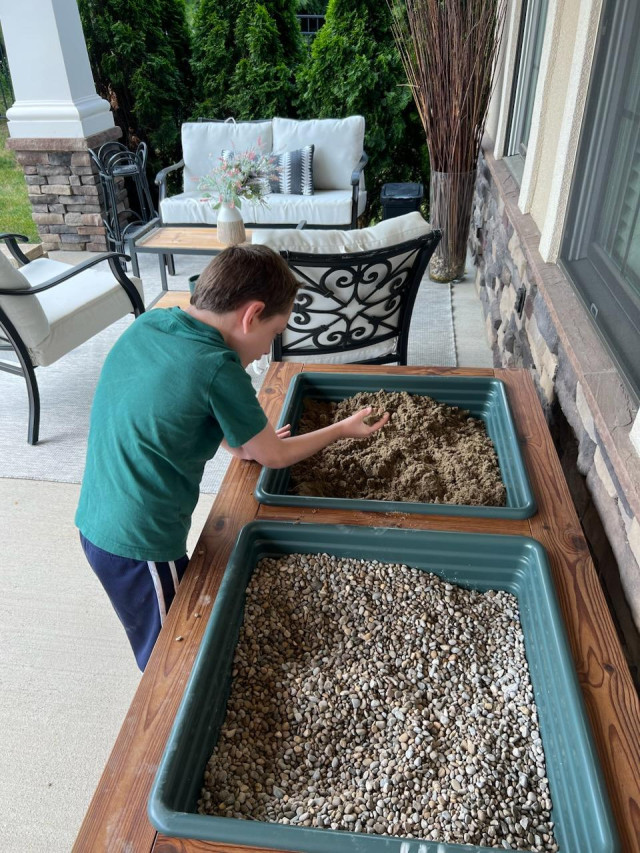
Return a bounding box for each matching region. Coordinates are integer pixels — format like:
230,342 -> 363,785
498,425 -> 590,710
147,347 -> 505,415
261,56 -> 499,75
269,0 -> 306,68
159,0 -> 193,90
297,0 -> 428,221
296,0 -> 327,14
192,0 -> 303,119
190,0 -> 243,118
226,3 -> 297,118
78,0 -> 192,181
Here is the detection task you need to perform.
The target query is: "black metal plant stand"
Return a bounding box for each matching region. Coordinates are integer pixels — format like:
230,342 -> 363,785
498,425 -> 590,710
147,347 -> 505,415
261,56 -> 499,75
89,141 -> 157,258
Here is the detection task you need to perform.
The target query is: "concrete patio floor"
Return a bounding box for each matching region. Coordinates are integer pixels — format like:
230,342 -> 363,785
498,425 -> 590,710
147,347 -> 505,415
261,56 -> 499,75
0,252 -> 492,852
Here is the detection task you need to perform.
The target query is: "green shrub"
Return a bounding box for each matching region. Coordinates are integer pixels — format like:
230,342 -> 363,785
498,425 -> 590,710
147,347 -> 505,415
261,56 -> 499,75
226,5 -> 296,119
78,0 -> 193,180
297,0 -> 428,222
190,0 -> 242,118
192,0 -> 303,120
296,0 -> 326,14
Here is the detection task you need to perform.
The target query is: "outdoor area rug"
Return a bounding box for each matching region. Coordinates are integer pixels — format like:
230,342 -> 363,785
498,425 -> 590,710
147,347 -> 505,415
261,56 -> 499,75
0,253 -> 456,494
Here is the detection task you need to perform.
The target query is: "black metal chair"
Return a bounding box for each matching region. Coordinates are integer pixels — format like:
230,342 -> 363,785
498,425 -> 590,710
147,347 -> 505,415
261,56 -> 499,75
272,230 -> 442,365
0,233 -> 144,445
89,140 -> 157,260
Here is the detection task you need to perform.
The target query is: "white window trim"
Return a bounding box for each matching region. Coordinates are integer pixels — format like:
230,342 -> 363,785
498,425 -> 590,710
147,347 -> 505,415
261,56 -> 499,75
518,0 -> 559,214
494,0 -> 525,158
536,0 -> 604,262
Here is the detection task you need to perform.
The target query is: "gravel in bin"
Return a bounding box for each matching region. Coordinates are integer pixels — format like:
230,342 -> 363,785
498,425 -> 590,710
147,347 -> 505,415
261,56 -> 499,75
198,553 -> 558,852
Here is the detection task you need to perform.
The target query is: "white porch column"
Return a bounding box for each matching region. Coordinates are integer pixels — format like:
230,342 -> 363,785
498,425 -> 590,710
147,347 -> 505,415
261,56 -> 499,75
1,0 -> 113,138
0,0 -> 124,253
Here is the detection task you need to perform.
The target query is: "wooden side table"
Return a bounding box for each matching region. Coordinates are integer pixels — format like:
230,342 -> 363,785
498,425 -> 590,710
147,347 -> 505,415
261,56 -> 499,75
127,220 -> 254,291
73,364 -> 640,853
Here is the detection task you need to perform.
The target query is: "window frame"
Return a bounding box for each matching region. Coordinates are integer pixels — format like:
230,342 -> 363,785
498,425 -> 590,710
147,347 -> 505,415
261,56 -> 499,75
560,0 -> 640,402
503,0 -> 549,184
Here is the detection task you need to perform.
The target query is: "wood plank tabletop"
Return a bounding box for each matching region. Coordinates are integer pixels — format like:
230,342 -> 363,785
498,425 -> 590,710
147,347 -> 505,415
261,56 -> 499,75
137,227 -> 254,252
73,363 -> 640,853
151,291 -> 192,310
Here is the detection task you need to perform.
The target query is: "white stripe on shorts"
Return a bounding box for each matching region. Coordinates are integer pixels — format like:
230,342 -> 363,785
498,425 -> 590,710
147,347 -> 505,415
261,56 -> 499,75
147,561 -> 167,625
168,560 -> 179,594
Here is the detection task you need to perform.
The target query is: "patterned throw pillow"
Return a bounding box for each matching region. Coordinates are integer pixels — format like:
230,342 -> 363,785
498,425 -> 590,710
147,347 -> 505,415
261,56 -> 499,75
221,145 -> 315,196
269,145 -> 314,196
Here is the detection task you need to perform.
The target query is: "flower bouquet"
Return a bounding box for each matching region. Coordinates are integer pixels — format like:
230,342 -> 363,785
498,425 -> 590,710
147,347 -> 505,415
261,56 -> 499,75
198,146 -> 279,245
198,146 -> 278,210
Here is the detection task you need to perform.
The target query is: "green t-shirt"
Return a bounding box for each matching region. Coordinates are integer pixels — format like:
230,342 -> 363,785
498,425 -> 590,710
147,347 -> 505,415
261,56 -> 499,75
75,307 -> 267,561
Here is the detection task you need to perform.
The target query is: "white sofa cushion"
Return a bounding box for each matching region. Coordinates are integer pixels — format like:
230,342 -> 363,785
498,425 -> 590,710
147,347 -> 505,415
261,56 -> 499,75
253,213 -> 433,365
0,252 -> 50,349
252,211 -> 431,252
160,189 -> 367,227
182,120 -> 273,193
272,116 -> 365,190
20,258 -> 143,367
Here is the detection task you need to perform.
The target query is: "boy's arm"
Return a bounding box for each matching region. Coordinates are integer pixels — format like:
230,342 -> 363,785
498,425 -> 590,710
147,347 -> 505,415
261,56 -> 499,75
221,425 -> 291,460
238,407 -> 389,469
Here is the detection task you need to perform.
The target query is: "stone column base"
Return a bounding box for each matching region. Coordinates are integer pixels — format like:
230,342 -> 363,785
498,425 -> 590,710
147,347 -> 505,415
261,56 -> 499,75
6,126 -> 126,254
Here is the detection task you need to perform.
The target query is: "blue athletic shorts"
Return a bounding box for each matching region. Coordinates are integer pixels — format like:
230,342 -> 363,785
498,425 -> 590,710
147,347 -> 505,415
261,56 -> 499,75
79,533 -> 189,671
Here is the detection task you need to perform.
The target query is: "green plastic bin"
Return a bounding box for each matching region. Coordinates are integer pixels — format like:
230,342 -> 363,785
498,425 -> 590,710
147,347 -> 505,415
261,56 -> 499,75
148,521 -> 618,852
254,373 -> 537,519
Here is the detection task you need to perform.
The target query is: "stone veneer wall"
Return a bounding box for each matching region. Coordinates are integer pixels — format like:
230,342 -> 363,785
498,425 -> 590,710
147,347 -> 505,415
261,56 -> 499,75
470,147 -> 640,683
5,126 -> 126,254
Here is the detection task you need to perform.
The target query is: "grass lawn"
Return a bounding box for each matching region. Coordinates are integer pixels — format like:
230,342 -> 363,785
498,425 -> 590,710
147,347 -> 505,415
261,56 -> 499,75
0,119 -> 40,243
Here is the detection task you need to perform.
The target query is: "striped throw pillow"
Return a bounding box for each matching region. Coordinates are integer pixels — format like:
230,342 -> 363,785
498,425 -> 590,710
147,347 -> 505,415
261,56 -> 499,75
269,145 -> 315,196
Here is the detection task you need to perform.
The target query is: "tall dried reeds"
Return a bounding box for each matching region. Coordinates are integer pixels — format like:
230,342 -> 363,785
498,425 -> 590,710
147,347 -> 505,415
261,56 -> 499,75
390,0 -> 507,279
390,0 -> 507,174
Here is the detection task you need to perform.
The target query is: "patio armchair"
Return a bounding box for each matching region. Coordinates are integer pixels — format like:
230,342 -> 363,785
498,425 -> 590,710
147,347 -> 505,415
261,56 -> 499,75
0,234 -> 144,445
252,213 -> 442,365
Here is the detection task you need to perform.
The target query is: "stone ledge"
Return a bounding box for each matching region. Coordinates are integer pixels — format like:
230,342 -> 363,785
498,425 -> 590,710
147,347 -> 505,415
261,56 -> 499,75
5,125 -> 122,152
481,141 -> 640,522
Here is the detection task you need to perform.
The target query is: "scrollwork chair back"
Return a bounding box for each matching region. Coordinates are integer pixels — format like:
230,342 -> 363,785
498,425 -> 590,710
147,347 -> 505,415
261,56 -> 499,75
273,230 -> 441,365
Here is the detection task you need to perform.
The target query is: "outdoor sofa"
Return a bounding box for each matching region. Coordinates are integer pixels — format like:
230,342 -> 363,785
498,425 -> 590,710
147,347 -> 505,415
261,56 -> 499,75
156,116 -> 368,229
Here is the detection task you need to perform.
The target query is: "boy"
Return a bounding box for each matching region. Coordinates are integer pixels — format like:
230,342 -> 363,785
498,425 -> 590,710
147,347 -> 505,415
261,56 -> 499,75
76,244 -> 389,670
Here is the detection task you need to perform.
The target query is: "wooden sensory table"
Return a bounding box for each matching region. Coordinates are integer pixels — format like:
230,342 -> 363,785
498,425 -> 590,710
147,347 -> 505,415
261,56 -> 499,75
73,363 -> 640,853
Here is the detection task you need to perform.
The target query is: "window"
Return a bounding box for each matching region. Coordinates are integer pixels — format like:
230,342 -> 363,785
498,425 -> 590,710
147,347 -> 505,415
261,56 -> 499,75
504,0 -> 549,183
561,0 -> 640,401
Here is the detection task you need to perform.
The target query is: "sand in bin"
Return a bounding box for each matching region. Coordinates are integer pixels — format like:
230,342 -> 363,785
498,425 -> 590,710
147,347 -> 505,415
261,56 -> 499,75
289,391 -> 507,506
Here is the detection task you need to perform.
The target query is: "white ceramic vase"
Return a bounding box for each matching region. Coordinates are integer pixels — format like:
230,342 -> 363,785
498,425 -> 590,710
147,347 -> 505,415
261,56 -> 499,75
216,201 -> 246,246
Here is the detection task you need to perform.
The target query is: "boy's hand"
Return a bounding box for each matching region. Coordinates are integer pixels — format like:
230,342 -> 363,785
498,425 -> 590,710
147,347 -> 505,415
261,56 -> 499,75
275,423 -> 292,440
339,406 -> 390,439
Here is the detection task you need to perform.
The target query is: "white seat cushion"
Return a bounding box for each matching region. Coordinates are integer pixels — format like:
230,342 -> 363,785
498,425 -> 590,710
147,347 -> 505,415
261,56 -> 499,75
181,120 -> 273,193
279,341 -> 398,365
0,252 -> 50,349
272,116 -> 365,190
252,211 -> 432,252
160,189 -> 366,227
20,258 -> 143,366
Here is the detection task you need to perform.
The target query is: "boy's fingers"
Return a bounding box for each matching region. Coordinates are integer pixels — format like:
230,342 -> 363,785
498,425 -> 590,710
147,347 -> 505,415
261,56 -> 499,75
370,412 -> 390,430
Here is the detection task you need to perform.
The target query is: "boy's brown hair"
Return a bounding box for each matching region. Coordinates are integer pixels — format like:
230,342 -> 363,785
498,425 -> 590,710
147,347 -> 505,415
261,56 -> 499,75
191,244 -> 299,318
